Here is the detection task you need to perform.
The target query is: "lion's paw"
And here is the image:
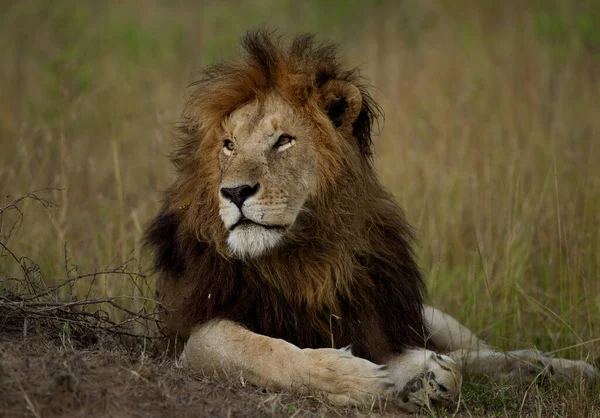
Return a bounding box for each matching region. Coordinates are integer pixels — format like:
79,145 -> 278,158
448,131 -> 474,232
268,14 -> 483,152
506,349 -> 598,388
298,347 -> 395,405
397,353 -> 462,412
550,358 -> 598,388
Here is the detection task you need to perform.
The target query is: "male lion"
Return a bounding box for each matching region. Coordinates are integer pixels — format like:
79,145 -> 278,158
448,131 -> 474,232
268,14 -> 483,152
144,31 -> 597,411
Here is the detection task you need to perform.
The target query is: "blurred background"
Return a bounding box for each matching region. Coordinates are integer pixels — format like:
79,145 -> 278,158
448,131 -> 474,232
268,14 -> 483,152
1,0 -> 599,358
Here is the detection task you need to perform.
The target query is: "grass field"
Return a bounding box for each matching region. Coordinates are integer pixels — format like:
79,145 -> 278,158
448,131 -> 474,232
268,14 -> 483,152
1,1 -> 600,416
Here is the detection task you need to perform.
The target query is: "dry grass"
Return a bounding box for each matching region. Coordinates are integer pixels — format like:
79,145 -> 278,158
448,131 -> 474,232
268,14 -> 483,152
1,0 -> 600,416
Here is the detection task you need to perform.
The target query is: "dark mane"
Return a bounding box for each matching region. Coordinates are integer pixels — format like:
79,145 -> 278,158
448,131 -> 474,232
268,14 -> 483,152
144,30 -> 428,362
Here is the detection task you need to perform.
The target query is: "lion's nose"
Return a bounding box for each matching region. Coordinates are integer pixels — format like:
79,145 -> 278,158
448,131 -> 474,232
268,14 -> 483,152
220,184 -> 260,208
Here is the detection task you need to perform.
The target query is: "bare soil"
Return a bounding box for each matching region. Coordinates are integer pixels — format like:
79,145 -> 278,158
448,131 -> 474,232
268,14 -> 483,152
1,326 -> 598,418
0,329 -> 412,418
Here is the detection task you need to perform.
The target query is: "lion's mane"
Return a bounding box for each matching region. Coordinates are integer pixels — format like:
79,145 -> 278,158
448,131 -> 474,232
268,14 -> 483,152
144,31 -> 428,362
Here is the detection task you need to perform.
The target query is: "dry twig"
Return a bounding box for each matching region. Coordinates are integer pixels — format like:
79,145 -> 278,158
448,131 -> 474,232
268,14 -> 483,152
0,190 -> 165,349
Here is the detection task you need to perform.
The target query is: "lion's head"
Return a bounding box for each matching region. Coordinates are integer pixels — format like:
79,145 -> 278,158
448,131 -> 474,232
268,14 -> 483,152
145,31 -> 426,359
163,31 -> 379,260
218,78 -> 369,257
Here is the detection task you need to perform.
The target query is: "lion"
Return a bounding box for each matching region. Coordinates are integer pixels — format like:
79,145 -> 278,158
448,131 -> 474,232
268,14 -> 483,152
144,31 -> 597,411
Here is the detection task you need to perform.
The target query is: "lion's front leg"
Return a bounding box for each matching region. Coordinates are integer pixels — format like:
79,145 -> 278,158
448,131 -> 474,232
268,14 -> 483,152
180,319 -> 394,405
386,349 -> 463,412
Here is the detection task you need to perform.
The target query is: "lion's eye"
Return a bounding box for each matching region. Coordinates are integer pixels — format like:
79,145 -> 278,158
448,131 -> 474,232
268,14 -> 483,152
274,134 -> 295,152
223,140 -> 234,156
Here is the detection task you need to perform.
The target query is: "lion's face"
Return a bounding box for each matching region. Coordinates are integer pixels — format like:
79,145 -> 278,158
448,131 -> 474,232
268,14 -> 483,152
218,94 -> 319,258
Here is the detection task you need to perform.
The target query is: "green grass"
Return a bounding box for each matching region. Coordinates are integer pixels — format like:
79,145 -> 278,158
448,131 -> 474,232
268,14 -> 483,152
1,0 -> 600,415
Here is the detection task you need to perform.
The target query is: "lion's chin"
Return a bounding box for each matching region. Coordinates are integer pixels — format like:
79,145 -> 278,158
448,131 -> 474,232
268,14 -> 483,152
227,224 -> 283,259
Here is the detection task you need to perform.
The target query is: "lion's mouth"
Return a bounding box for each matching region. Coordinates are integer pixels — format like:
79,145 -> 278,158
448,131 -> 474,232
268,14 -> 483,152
230,217 -> 287,231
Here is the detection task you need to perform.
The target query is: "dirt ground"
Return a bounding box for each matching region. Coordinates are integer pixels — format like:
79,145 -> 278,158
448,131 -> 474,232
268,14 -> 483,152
0,330 -> 412,418
1,326 -> 599,418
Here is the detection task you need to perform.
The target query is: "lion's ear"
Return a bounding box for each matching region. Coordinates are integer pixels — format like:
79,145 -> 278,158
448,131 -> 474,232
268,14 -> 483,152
320,80 -> 363,131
